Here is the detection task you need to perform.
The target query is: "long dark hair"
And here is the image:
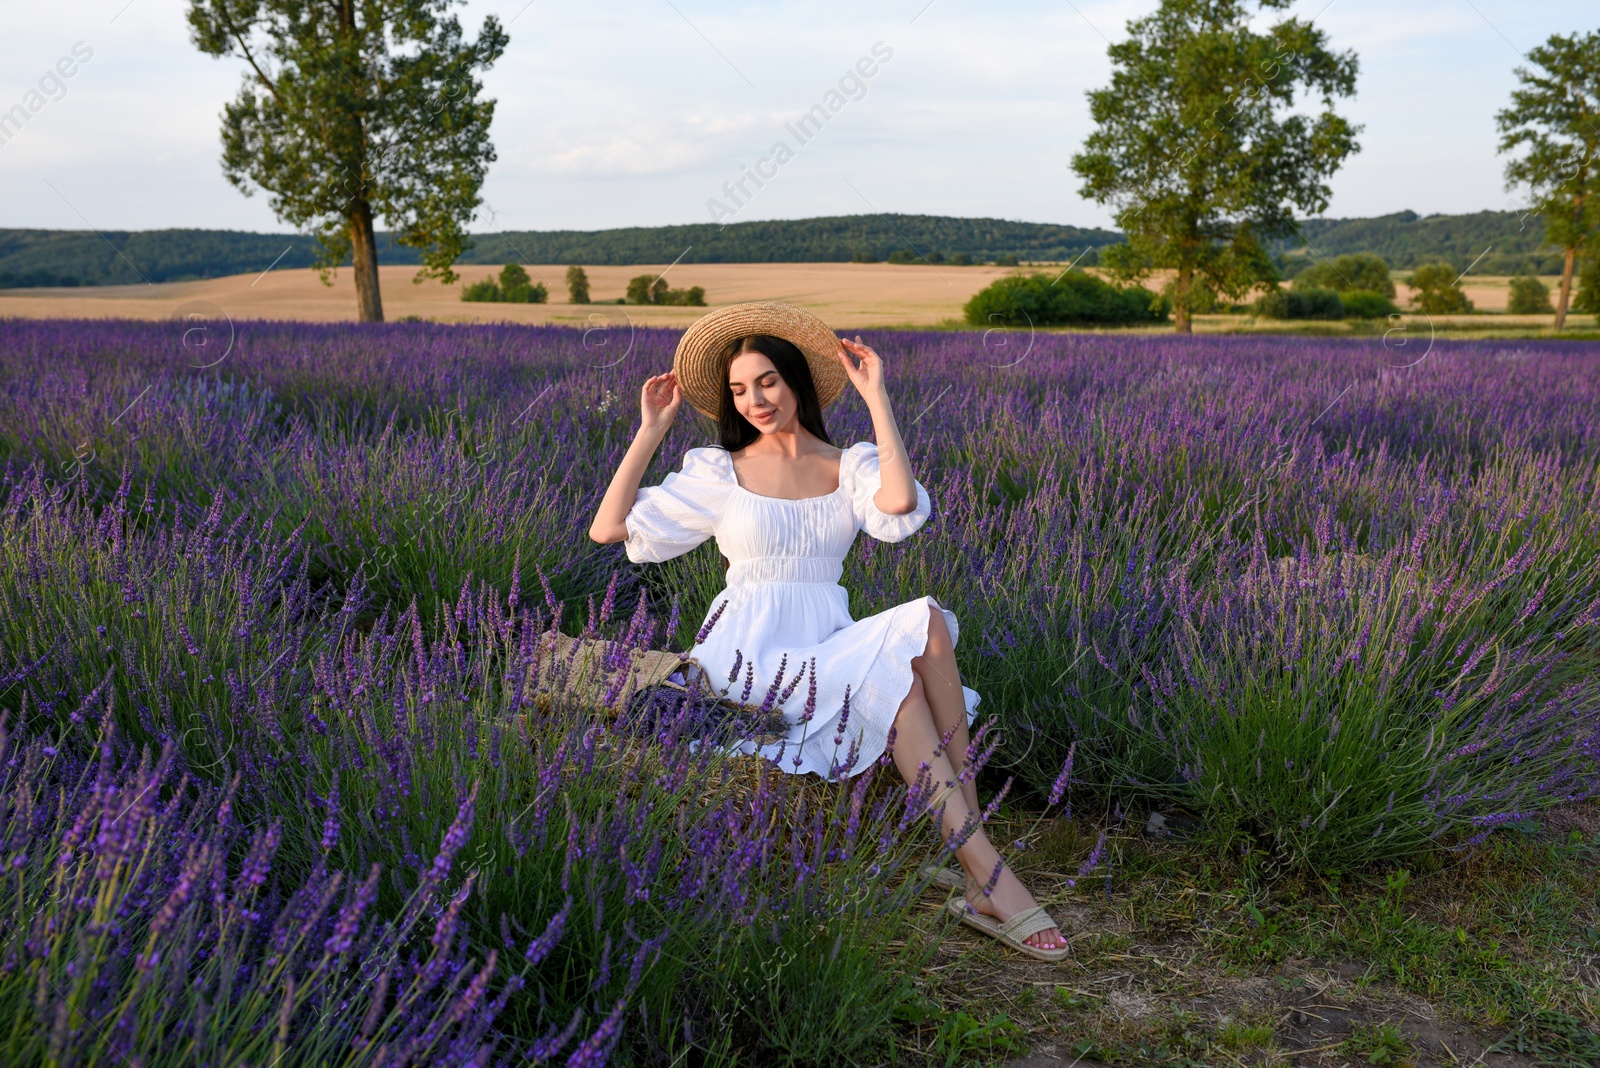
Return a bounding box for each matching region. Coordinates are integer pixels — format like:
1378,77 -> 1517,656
713,335 -> 834,452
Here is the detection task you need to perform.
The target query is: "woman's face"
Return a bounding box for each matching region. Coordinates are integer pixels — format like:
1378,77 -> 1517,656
727,350 -> 797,434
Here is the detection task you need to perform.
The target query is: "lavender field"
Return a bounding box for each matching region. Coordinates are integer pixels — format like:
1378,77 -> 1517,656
2,317 -> 1598,1065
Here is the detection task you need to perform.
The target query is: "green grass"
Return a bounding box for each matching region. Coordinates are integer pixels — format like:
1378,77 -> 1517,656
1191,828 -> 1600,1028
1342,1021 -> 1412,1065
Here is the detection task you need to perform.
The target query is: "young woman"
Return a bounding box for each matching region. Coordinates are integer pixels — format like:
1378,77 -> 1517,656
587,301 -> 1066,957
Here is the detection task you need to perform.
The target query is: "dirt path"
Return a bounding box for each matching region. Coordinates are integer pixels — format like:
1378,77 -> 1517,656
909,894 -> 1554,1067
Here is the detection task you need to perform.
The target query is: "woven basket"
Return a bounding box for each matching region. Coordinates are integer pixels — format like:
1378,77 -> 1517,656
526,631 -> 787,745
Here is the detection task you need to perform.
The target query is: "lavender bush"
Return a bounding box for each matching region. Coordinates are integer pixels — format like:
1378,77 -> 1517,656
0,705 -> 521,1066
0,449 -> 963,1064
1,315 -> 1598,1057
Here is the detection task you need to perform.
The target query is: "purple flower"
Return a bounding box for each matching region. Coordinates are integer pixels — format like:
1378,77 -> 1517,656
325,864 -> 381,955
427,781 -> 480,890
525,898 -> 571,966
565,997 -> 627,1068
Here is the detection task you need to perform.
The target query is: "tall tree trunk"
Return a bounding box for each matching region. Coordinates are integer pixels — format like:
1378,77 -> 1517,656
1555,245 -> 1575,331
1554,190 -> 1587,332
1173,264 -> 1193,334
350,200 -> 384,323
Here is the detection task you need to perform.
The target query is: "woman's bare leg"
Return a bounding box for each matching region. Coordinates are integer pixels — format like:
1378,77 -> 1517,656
891,672 -> 1064,951
910,604 -> 979,817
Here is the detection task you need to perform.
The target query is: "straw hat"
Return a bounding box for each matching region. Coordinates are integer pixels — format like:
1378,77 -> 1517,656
672,301 -> 849,421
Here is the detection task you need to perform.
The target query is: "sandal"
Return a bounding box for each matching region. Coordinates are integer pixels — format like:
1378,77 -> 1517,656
944,896 -> 1070,962
919,863 -> 965,891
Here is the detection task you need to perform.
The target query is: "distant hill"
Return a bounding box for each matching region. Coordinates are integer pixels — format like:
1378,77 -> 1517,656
0,215 -> 1119,288
468,215 -> 1120,266
0,229 -> 424,289
0,209 -> 1570,289
1279,210 -> 1563,275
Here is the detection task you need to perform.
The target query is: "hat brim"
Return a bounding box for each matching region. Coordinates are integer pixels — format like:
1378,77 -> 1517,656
672,301 -> 849,422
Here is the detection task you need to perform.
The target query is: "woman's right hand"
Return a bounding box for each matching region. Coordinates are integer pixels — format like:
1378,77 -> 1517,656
639,371 -> 683,437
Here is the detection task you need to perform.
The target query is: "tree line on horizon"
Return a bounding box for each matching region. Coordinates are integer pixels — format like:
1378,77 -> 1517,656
0,214 -> 1123,289
0,207 -> 1578,291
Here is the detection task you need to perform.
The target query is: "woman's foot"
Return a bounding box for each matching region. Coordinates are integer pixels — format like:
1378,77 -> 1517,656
958,861 -> 1066,951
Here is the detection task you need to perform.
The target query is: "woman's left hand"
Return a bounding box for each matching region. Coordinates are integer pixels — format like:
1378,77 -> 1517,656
837,336 -> 887,401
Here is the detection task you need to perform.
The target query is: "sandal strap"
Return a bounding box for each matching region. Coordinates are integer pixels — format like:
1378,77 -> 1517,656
996,905 -> 1058,943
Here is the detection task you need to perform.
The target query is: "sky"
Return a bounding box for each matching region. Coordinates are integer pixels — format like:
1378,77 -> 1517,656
1,0 -> 1593,235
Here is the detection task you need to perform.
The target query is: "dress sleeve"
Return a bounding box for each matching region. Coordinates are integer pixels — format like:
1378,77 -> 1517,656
842,441 -> 932,543
622,447 -> 732,563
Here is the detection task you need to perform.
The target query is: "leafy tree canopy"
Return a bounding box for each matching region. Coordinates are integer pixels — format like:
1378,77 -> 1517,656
1574,257 -> 1600,315
1072,0 -> 1360,332
1407,263 -> 1474,315
1495,29 -> 1600,328
964,271 -> 1167,327
187,0 -> 507,320
565,265 -> 591,304
1294,252 -> 1394,296
1507,274 -> 1554,315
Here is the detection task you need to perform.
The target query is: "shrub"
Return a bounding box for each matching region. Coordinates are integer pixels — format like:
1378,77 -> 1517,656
1253,286 -> 1350,320
1507,274 -> 1553,315
1407,263 -> 1474,314
625,275 -> 706,306
461,264 -> 547,304
887,249 -> 920,264
1340,290 -> 1400,319
949,253 -> 973,266
0,717 -> 519,1067
994,254 -> 1020,267
1571,258 -> 1600,315
1286,287 -> 1345,320
963,270 -> 1165,327
1295,253 -> 1395,298
0,464 -> 970,1065
1251,286 -> 1289,319
6,316 -> 1598,899
566,265 -> 591,304
851,250 -> 876,263
499,263 -> 546,303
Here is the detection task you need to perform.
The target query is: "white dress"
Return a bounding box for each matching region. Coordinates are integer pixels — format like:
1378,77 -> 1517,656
622,441 -> 980,779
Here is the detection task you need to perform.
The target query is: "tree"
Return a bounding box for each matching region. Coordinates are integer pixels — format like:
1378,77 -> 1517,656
1406,263 -> 1474,315
1575,257 -> 1600,315
964,271 -> 1167,326
1507,274 -> 1554,314
623,274 -> 705,306
566,265 -> 591,304
1294,252 -> 1394,296
1251,285 -> 1344,319
498,263 -> 546,302
188,0 -> 508,321
460,264 -> 546,303
1071,0 -> 1361,333
1496,30 -> 1600,331
624,274 -> 653,305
